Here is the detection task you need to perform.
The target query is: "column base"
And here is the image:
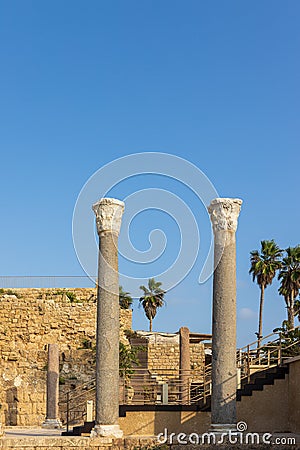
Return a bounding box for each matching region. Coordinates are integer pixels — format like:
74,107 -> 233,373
42,418 -> 62,429
209,423 -> 237,434
91,424 -> 123,438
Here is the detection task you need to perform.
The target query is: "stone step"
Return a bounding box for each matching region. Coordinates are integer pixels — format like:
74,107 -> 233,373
237,364 -> 288,401
253,377 -> 275,386
62,421 -> 95,436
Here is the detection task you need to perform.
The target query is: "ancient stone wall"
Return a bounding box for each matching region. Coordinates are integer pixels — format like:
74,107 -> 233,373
147,334 -> 180,375
190,343 -> 205,370
0,288 -> 132,426
133,332 -> 206,376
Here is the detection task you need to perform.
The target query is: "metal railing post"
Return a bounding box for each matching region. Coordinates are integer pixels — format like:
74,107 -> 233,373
278,332 -> 282,365
66,391 -> 70,433
203,366 -> 206,405
247,345 -> 250,382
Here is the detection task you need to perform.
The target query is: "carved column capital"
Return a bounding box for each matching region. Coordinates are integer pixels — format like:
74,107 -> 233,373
92,198 -> 125,236
208,198 -> 242,233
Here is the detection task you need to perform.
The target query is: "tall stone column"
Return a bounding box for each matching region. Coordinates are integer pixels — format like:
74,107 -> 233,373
179,327 -> 190,404
91,198 -> 124,438
208,198 -> 242,432
42,344 -> 61,428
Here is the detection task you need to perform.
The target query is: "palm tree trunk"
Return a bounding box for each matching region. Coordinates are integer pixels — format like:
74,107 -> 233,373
149,317 -> 152,332
287,292 -> 295,330
257,285 -> 265,353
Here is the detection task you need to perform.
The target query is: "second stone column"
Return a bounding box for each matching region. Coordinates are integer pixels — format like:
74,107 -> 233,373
208,198 -> 242,432
92,197 -> 125,438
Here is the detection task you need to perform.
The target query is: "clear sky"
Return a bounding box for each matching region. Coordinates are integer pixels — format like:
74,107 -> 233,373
0,1 -> 299,346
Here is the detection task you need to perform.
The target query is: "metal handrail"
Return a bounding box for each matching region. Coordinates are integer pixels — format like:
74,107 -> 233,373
238,325 -> 300,353
236,326 -> 300,383
59,381 -> 96,432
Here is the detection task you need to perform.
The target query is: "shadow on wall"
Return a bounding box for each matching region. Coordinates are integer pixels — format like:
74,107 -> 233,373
119,410 -> 211,437
154,410 -> 210,436
5,387 -> 18,426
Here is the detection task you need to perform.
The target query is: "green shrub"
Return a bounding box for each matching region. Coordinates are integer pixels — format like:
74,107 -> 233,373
59,376 -> 66,385
80,338 -> 93,349
0,289 -> 23,298
53,289 -> 79,303
119,342 -> 145,379
65,291 -> 77,302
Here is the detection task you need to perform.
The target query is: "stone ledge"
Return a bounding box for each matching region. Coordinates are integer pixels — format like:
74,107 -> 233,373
0,435 -> 158,449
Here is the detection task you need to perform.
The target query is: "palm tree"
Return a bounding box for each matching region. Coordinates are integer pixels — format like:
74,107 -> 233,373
139,278 -> 166,332
278,246 -> 300,329
295,299 -> 300,322
119,286 -> 133,309
249,240 -> 282,349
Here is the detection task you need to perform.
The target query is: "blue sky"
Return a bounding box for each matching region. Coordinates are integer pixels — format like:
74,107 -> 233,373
0,1 -> 299,346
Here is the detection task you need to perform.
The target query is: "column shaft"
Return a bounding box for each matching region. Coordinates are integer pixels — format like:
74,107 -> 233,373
179,327 -> 190,404
211,232 -> 237,425
42,343 -> 61,428
96,232 -> 120,425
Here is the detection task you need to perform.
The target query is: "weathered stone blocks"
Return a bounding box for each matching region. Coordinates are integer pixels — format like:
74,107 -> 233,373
0,288 -> 132,426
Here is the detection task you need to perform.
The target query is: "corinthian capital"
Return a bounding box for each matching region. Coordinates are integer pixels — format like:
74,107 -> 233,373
92,198 -> 125,236
208,198 -> 242,233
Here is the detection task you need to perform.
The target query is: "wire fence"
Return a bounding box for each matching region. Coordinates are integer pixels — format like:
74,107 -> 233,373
0,276 -> 97,289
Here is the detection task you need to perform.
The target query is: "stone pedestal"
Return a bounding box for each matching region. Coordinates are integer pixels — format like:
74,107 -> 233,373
91,198 -> 124,438
179,326 -> 190,404
208,198 -> 242,430
42,344 -> 61,429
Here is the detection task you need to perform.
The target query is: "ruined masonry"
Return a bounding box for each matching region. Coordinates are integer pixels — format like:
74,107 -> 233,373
0,288 -> 131,427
